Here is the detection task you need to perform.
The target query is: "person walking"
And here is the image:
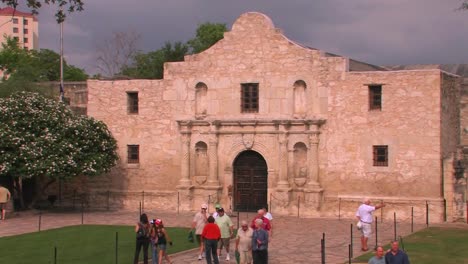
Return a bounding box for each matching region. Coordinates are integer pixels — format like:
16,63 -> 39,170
202,216 -> 221,264
149,219 -> 159,264
154,219 -> 173,264
134,213 -> 151,264
250,209 -> 271,238
192,203 -> 209,260
368,246 -> 385,264
251,218 -> 268,264
235,220 -> 253,264
0,184 -> 11,220
355,198 -> 385,251
215,207 -> 234,261
385,241 -> 410,264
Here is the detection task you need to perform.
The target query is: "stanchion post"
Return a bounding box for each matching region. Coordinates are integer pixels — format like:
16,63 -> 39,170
107,190 -> 110,211
348,244 -> 352,264
73,190 -> 76,209
426,201 -> 429,227
81,201 -> 84,225
142,191 -> 145,212
393,212 -> 397,241
375,216 -> 378,249
443,198 -> 447,222
338,197 -> 341,220
322,233 -> 326,264
54,246 -> 57,264
139,201 -> 142,216
350,223 -> 353,258
38,211 -> 42,232
269,193 -> 272,215
115,231 -> 118,264
177,192 -> 180,215
297,196 -> 300,218
381,199 -> 383,223
237,210 -> 240,229
411,207 -> 414,233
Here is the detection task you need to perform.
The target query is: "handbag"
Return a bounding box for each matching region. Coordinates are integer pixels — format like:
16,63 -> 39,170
187,230 -> 194,243
356,221 -> 362,230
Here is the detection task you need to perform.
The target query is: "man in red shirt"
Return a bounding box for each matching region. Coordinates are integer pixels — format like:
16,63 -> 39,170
202,215 -> 221,264
250,209 -> 271,238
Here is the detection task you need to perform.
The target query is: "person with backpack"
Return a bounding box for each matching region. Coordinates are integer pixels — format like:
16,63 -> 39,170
154,219 -> 173,264
134,213 -> 151,264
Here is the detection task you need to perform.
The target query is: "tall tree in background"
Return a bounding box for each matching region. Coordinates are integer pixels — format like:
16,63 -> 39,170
1,0 -> 83,22
96,31 -> 140,78
460,0 -> 468,10
0,92 -> 118,208
187,22 -> 227,54
121,22 -> 227,80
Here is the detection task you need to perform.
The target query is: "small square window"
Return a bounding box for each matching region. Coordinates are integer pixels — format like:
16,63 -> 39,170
241,83 -> 259,113
23,38 -> 28,43
373,145 -> 388,166
369,85 -> 382,111
13,27 -> 18,33
23,18 -> 28,25
127,92 -> 138,114
127,145 -> 140,164
24,28 -> 28,34
12,18 -> 18,24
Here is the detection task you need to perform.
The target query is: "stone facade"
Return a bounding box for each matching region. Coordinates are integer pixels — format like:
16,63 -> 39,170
86,12 -> 464,222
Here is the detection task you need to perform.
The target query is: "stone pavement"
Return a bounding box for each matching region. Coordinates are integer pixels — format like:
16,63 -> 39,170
0,209 -> 426,264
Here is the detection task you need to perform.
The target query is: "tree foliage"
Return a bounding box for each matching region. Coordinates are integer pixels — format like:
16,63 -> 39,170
0,92 -> 118,181
120,22 -> 226,79
1,0 -> 84,22
460,0 -> 468,10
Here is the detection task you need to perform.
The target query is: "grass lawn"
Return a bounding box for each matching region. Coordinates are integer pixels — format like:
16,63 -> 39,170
354,227 -> 468,264
0,225 -> 198,264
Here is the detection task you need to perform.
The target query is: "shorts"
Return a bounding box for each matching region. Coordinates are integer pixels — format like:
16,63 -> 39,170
0,203 -> 5,210
196,234 -> 202,245
158,244 -> 167,251
217,238 -> 231,249
239,250 -> 252,264
360,222 -> 372,238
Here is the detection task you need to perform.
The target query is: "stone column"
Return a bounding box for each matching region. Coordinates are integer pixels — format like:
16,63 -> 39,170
277,133 -> 290,189
177,133 -> 192,187
307,132 -> 320,188
207,136 -> 220,186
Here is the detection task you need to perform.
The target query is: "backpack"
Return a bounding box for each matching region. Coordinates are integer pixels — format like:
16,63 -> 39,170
136,223 -> 148,239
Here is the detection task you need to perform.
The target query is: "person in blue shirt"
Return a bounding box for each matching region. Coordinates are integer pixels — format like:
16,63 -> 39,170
385,241 -> 410,264
252,218 -> 269,264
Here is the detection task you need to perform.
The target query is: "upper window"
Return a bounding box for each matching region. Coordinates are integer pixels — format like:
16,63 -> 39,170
241,83 -> 259,113
373,145 -> 388,166
127,145 -> 140,164
23,28 -> 28,34
23,38 -> 28,44
12,27 -> 18,33
127,92 -> 138,114
12,18 -> 18,24
23,18 -> 28,25
369,85 -> 382,111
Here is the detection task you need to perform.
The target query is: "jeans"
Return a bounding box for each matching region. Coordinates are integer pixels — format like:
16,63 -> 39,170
151,241 -> 159,264
253,250 -> 268,264
204,239 -> 219,264
134,238 -> 150,264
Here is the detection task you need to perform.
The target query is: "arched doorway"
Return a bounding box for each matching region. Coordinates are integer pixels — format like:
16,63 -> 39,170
233,150 -> 268,212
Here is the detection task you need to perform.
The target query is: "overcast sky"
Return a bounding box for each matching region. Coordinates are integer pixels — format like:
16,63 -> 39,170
29,0 -> 468,75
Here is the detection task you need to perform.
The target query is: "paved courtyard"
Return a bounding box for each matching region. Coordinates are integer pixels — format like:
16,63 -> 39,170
0,209 -> 426,264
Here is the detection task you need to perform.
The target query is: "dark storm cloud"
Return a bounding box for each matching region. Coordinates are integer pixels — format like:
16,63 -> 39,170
35,0 -> 468,74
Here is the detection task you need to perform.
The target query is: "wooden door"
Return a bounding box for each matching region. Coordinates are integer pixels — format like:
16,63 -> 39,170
233,151 -> 267,212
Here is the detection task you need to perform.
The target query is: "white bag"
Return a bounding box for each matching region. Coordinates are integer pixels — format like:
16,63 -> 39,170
356,221 -> 362,230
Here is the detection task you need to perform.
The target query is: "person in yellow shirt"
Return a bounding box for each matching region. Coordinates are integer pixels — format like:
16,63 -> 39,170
0,185 -> 11,220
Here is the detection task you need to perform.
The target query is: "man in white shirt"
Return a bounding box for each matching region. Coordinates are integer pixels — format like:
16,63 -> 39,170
192,203 -> 209,260
356,198 -> 385,251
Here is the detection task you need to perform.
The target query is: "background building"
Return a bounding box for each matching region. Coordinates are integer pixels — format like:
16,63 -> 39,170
0,7 -> 38,50
84,12 -> 465,222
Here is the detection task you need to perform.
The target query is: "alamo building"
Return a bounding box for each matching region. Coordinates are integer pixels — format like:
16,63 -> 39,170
83,12 -> 467,222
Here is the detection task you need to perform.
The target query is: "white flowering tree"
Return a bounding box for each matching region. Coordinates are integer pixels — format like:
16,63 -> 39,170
0,92 -> 118,208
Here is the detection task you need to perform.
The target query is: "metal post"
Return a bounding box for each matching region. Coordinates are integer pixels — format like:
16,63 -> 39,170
237,211 -> 240,229
81,201 -> 84,225
107,190 -> 110,211
297,196 -> 300,218
443,198 -> 447,222
393,212 -> 397,241
54,246 -> 57,264
321,233 -> 326,264
73,190 -> 76,210
177,192 -> 180,214
375,216 -> 378,248
348,244 -> 352,264
139,201 -> 142,216
115,232 -> 118,264
142,191 -> 145,212
426,201 -> 429,227
38,211 -> 42,232
411,207 -> 414,233
381,199 -> 383,223
338,197 -> 341,220
269,193 -> 272,215
350,223 -> 353,258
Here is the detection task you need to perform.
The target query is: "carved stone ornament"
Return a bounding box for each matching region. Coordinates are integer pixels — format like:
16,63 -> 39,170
195,176 -> 207,185
242,133 -> 255,149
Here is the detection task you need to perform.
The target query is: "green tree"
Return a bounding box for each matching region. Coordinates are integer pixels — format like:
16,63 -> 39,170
1,0 -> 84,22
187,22 -> 227,54
0,92 -> 118,208
122,41 -> 187,79
460,0 -> 468,10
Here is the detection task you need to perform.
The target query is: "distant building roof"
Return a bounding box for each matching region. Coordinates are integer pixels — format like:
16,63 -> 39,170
0,7 -> 37,21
